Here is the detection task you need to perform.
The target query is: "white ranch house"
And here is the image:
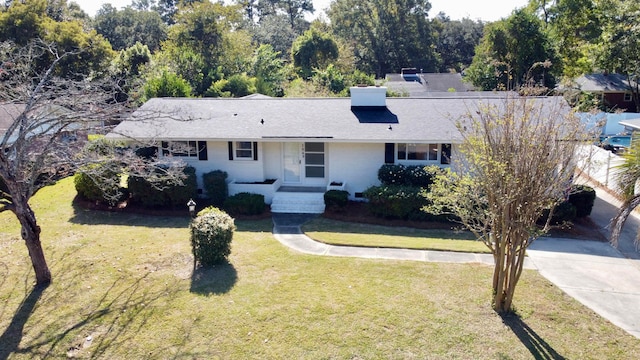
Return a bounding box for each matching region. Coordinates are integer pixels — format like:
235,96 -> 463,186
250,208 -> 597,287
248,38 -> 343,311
110,87 -> 561,213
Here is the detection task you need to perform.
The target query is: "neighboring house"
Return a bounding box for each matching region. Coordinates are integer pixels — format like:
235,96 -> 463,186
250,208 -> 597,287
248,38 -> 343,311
0,103 -> 24,142
109,86 -> 564,213
385,69 -> 476,97
0,103 -> 83,145
572,73 -> 638,112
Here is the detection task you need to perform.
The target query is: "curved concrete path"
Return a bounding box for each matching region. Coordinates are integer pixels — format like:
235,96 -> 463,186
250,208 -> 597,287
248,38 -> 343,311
272,200 -> 640,338
272,213 -> 503,266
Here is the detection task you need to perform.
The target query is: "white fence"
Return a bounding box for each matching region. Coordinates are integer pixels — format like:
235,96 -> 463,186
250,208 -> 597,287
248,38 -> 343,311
576,145 -> 626,193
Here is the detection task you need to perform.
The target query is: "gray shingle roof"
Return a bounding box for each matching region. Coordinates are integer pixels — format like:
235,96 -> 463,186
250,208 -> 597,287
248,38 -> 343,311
574,73 -> 635,92
111,96 -> 568,144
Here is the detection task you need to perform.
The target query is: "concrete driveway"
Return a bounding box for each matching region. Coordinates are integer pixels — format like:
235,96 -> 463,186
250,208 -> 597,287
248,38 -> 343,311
272,182 -> 640,338
528,238 -> 640,338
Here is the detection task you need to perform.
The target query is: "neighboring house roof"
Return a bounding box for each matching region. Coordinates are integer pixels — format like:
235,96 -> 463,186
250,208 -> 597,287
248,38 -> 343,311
619,117 -> 640,131
0,103 -> 25,137
385,73 -> 476,96
0,103 -> 78,144
110,95 -> 569,145
573,73 -> 635,93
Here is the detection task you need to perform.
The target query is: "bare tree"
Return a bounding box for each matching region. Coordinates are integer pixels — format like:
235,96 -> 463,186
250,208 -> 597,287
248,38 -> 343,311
0,40 -> 185,286
426,94 -> 588,312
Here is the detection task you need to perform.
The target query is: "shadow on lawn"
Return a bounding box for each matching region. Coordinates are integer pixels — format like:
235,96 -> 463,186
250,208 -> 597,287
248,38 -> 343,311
69,201 -> 190,228
0,283 -> 48,360
0,255 -> 181,359
190,263 -> 237,295
501,313 -> 566,360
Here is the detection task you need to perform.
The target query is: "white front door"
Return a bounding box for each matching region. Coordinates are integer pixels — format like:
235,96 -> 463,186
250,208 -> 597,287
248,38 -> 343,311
283,142 -> 301,183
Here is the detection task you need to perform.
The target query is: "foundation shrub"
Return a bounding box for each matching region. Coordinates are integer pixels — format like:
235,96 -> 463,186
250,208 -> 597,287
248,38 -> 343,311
203,170 -> 228,206
363,185 -> 427,219
324,190 -> 349,211
128,165 -> 197,208
568,184 -> 596,218
74,162 -> 125,205
224,192 -> 265,215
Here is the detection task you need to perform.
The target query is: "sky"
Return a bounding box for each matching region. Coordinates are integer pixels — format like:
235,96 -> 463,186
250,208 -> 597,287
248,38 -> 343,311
79,0 -> 530,22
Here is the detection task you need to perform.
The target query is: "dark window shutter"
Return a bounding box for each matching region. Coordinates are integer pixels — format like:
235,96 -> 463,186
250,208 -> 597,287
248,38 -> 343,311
441,143 -> 452,164
384,143 -> 395,164
228,142 -> 234,160
253,142 -> 258,160
198,141 -> 208,160
161,141 -> 169,156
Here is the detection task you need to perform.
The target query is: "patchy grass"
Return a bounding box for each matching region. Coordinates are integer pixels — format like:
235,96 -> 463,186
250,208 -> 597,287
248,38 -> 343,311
303,217 -> 489,253
0,178 -> 639,359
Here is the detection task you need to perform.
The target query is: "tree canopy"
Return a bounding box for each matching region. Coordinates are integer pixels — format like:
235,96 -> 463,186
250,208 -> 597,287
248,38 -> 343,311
465,8 -> 558,91
327,0 -> 438,77
291,28 -> 338,78
93,4 -> 167,52
0,0 -> 114,78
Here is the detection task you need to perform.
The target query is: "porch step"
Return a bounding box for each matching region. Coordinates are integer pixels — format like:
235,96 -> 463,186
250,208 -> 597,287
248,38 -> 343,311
271,192 -> 325,214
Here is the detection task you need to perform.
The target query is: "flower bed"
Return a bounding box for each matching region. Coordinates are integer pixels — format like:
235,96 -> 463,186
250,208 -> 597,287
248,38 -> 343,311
229,178 -> 281,204
327,181 -> 346,191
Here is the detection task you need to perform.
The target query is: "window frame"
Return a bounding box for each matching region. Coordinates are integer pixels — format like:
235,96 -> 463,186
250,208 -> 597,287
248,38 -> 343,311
234,141 -> 254,160
397,143 -> 440,162
229,141 -> 258,161
624,93 -> 633,102
162,140 -> 198,158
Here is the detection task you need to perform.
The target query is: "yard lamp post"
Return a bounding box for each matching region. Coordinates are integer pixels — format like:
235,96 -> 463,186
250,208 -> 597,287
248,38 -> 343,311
187,198 -> 197,218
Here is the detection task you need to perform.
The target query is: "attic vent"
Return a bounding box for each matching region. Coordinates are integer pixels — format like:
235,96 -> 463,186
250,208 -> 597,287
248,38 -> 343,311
350,86 -> 387,108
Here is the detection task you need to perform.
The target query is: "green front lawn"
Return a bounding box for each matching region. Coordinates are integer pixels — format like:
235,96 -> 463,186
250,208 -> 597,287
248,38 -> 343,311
303,217 -> 489,253
0,178 -> 638,358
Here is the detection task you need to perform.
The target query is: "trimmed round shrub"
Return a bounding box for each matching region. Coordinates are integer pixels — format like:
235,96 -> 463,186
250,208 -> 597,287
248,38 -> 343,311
190,207 -> 236,267
568,184 -> 596,218
324,190 -> 349,211
224,192 -> 265,215
74,162 -> 124,205
540,201 -> 577,225
203,170 -> 228,206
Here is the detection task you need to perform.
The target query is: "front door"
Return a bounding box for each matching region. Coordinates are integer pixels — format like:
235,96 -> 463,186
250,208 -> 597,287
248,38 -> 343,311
283,142 -> 326,185
283,142 -> 301,183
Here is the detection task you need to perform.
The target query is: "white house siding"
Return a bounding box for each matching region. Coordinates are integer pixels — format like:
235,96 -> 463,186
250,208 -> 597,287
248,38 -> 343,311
174,141 -> 268,192
176,140 -> 459,199
327,142 -> 384,198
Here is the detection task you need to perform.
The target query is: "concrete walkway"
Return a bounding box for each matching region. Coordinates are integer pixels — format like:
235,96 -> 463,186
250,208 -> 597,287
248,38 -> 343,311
271,186 -> 640,338
272,213 -> 502,266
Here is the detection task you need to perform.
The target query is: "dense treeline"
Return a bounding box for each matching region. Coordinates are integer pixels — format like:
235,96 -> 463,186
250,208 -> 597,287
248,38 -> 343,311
1,0 -> 639,109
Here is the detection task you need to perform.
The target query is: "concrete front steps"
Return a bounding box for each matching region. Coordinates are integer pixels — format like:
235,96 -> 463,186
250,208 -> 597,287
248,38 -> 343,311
270,189 -> 325,214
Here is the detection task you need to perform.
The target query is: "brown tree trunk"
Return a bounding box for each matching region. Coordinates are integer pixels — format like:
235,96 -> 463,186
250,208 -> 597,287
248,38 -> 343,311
16,203 -> 51,285
492,231 -> 527,313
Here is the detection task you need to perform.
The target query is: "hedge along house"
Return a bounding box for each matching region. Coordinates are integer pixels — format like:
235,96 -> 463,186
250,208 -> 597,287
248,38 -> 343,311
109,86 -> 509,213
